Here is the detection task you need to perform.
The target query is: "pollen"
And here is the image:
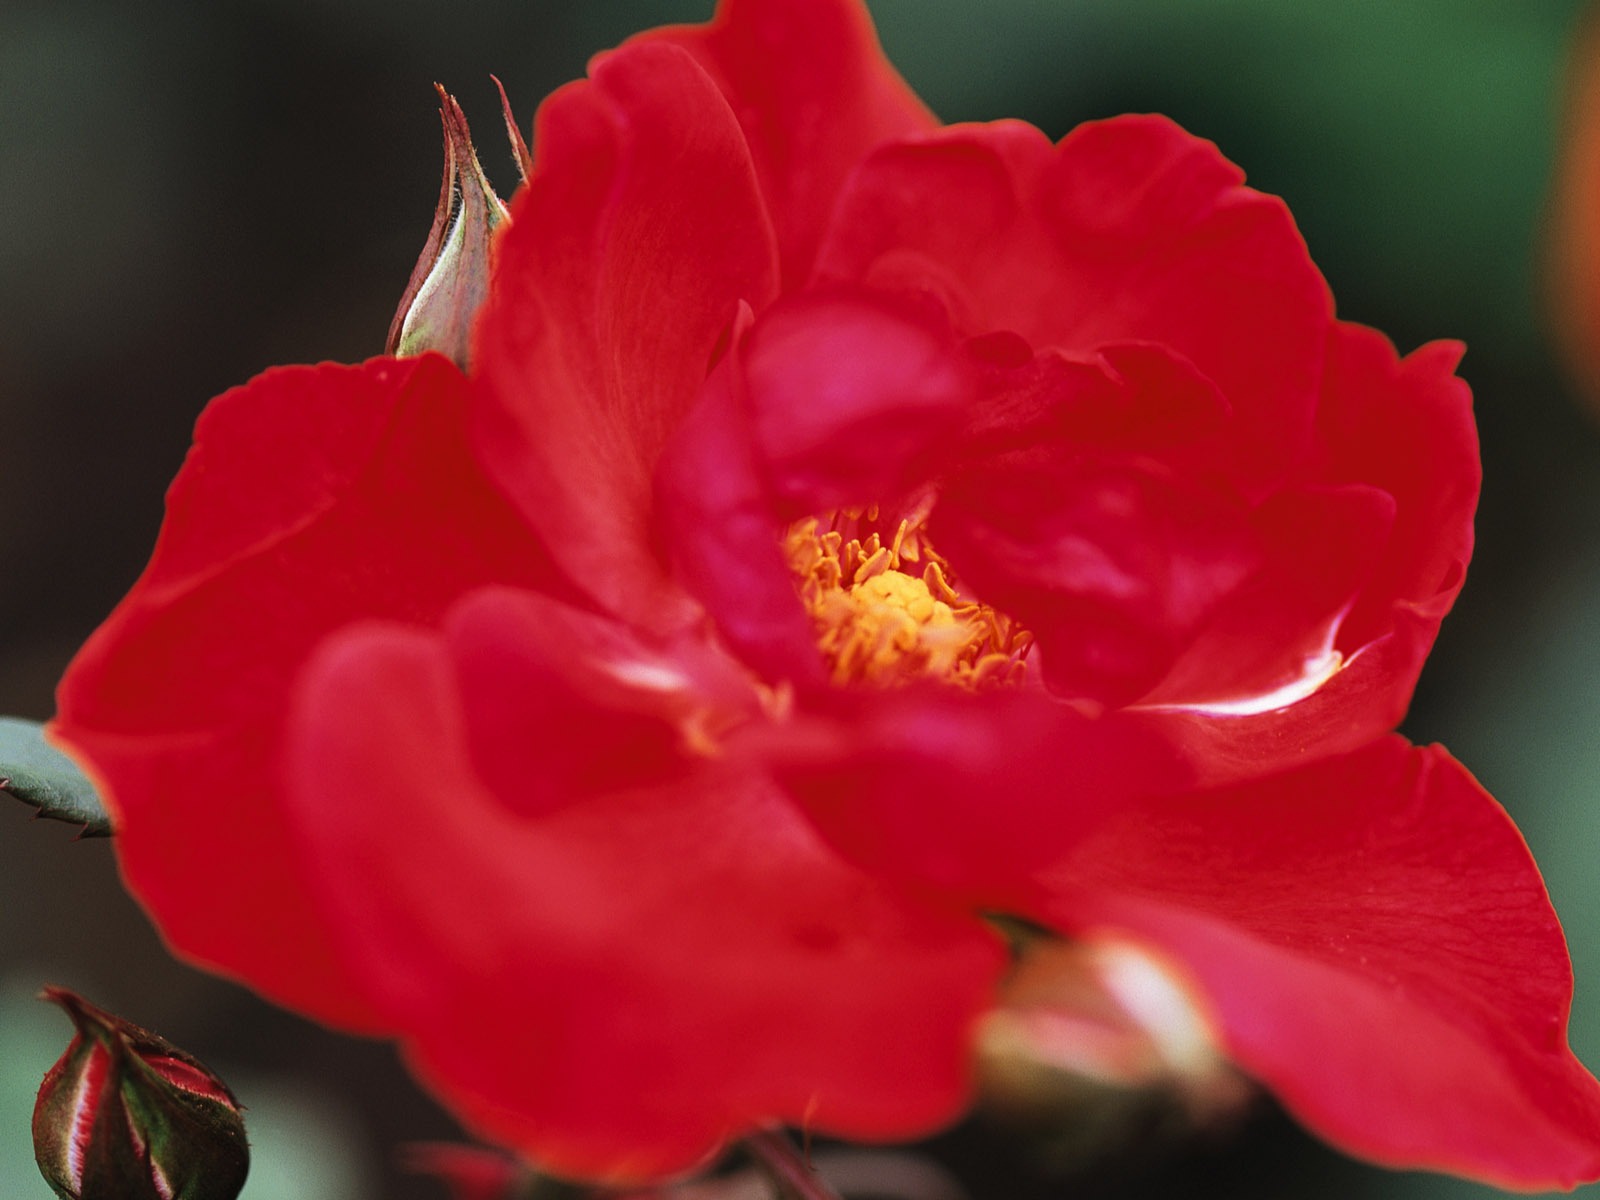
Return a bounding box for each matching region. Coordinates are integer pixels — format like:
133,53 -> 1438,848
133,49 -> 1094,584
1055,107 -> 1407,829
785,510 -> 1032,689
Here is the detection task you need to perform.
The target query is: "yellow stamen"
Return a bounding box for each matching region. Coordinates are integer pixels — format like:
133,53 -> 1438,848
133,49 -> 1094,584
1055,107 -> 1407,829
785,513 -> 1031,689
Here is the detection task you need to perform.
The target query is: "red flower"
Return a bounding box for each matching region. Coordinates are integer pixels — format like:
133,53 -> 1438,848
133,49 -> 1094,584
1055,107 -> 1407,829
53,0 -> 1600,1188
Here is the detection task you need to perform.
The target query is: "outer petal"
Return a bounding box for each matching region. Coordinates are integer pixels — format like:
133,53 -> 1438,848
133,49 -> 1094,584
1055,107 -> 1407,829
1023,737 -> 1600,1190
52,355 -> 554,1030
817,116 -> 1332,498
473,40 -> 781,633
644,0 -> 938,287
284,604 -> 1005,1182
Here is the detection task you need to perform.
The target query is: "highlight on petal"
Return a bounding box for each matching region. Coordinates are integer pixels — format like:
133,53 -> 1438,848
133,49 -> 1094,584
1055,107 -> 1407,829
52,354 -> 554,1031
1023,737 -> 1600,1191
1126,324 -> 1478,785
283,606 -> 1005,1182
1316,325 -> 1478,657
644,0 -> 938,286
473,39 -> 781,634
1133,482 -> 1396,713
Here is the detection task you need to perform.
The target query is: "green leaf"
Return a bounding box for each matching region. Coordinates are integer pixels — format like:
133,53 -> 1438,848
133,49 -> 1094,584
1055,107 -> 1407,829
0,718 -> 111,836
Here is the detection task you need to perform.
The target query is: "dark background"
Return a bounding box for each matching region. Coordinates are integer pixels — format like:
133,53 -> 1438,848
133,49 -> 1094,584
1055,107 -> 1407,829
3,1 -> 1598,1197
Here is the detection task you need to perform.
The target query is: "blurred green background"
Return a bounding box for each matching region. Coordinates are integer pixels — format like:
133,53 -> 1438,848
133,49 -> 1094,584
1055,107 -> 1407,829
2,1 -> 1597,1197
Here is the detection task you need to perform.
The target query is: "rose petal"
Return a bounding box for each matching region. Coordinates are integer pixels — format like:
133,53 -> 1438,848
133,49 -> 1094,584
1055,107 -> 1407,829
1317,324 -> 1478,656
765,686 -> 1193,901
1023,737 -> 1600,1190
1124,325 -> 1477,782
284,616 -> 1005,1181
742,289 -> 973,515
817,115 -> 1332,497
933,456 -> 1259,709
644,0 -> 937,287
1136,482 -> 1396,713
473,40 -> 781,633
952,341 -> 1234,470
446,585 -> 763,820
653,307 -> 827,687
52,355 -> 554,1029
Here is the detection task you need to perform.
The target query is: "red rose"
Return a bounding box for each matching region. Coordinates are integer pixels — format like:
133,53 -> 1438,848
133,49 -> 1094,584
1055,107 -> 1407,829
54,0 -> 1600,1188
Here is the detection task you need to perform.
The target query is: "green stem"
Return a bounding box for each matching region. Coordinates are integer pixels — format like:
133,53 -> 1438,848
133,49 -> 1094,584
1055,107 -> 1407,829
744,1130 -> 844,1200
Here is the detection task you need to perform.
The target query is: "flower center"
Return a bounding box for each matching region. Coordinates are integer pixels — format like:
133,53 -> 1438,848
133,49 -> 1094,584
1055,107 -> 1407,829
785,509 -> 1032,689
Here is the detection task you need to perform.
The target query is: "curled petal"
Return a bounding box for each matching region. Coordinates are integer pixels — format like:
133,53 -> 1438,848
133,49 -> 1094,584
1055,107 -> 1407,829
653,304 -> 826,687
1128,325 -> 1477,783
954,340 -> 1234,470
446,585 -> 763,819
1023,737 -> 1600,1190
934,457 -> 1259,709
1136,482 -> 1396,713
1317,325 -> 1477,657
742,289 -> 973,515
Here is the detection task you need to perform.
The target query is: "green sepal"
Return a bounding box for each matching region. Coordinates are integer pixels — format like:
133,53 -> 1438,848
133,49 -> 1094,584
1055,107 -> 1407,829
0,718 -> 111,836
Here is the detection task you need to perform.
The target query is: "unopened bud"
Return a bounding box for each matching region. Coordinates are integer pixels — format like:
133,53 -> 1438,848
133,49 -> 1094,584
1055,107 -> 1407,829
977,936 -> 1251,1163
33,986 -> 249,1200
387,86 -> 511,369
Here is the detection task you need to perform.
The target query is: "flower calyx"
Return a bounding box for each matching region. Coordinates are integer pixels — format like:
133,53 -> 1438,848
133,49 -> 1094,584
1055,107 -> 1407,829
387,85 -> 513,369
33,986 -> 249,1200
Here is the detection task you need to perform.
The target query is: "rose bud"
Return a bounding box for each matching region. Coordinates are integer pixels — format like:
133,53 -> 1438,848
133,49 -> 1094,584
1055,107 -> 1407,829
33,986 -> 249,1200
386,85 -> 509,370
977,935 -> 1251,1163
